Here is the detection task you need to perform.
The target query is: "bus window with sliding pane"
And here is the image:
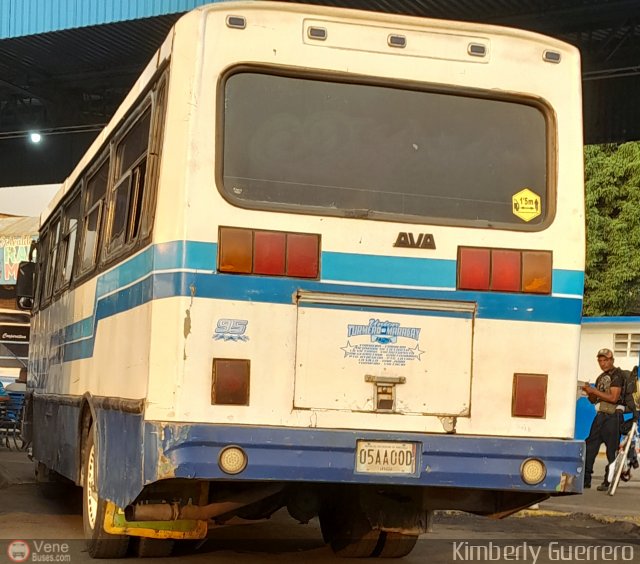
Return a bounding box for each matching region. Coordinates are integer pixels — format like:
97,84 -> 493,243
55,190 -> 81,290
109,108 -> 151,254
43,217 -> 61,303
78,158 -> 109,275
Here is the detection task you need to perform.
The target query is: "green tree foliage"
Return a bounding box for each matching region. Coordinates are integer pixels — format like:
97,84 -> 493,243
584,142 -> 640,316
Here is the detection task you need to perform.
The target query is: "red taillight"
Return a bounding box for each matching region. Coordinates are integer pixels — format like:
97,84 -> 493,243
458,247 -> 490,290
218,227 -> 320,279
491,249 -> 521,292
512,373 -> 547,418
212,359 -> 250,405
458,247 -> 552,294
254,231 -> 286,275
286,233 -> 319,278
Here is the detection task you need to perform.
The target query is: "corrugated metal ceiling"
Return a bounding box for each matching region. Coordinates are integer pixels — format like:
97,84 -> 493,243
1,0 -> 640,185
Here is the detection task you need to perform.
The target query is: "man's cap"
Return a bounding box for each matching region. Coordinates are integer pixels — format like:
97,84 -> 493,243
597,348 -> 614,359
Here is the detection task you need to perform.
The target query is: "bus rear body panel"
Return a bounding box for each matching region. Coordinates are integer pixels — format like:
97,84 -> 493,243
27,1 -> 586,547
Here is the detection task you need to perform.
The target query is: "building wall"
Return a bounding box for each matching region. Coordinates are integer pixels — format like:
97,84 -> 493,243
575,317 -> 640,440
579,317 -> 640,376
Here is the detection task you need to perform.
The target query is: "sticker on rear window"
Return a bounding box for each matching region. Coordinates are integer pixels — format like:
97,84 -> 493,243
512,188 -> 541,222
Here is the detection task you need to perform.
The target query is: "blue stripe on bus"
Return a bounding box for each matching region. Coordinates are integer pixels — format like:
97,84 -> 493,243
59,270 -> 582,362
64,317 -> 94,343
96,241 -> 217,298
90,241 -> 584,300
92,241 -> 585,299
323,251 -> 456,288
51,241 -> 585,362
552,269 -> 585,296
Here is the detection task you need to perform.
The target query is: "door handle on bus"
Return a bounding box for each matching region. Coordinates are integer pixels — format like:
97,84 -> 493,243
365,375 -> 406,384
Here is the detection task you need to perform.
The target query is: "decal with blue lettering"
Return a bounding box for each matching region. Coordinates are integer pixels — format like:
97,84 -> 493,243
213,319 -> 249,342
341,318 -> 424,366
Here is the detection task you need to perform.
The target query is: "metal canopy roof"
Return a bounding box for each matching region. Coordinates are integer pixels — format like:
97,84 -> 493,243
1,0 -> 639,186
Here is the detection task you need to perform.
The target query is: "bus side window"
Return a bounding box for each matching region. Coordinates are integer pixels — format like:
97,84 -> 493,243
43,218 -> 61,304
77,158 -> 109,275
34,230 -> 51,311
55,190 -> 82,291
108,108 -> 151,254
140,75 -> 168,240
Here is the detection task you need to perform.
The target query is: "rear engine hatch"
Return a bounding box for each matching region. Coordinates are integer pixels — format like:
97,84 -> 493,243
294,292 -> 475,416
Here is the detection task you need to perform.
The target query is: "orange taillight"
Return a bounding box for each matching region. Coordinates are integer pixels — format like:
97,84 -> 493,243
522,251 -> 552,294
219,227 -> 252,273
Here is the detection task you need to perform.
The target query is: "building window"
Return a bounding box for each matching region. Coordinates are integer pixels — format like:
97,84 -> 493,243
613,333 -> 640,357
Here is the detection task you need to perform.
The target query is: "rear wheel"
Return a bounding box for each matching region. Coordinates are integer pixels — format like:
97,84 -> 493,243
375,532 -> 419,558
321,505 -> 380,558
82,426 -> 130,558
332,530 -> 381,558
131,537 -> 175,558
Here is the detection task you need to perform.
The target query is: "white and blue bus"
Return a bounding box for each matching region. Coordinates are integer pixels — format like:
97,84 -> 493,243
17,1 -> 585,558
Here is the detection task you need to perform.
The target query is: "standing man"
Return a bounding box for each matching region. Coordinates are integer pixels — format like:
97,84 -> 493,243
582,348 -> 624,490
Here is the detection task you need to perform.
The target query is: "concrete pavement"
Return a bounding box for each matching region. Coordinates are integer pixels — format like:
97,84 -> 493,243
537,454 -> 640,524
0,448 -> 32,489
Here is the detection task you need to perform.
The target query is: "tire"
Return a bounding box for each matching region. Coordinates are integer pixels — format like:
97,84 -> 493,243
321,505 -> 380,558
82,426 -> 130,558
331,530 -> 381,558
374,532 -> 419,558
131,537 -> 175,558
608,421 -> 637,496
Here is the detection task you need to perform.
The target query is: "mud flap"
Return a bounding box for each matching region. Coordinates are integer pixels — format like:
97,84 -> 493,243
103,502 -> 208,539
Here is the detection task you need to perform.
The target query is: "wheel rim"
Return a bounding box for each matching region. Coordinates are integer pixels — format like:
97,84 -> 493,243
86,443 -> 99,530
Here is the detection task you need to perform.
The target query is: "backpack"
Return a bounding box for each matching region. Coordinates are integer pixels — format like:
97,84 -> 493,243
620,366 -> 640,416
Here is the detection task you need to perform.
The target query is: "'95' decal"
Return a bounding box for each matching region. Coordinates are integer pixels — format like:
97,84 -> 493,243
214,319 -> 249,342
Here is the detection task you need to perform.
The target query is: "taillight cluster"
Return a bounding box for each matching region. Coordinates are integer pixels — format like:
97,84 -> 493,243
457,247 -> 552,294
218,227 -> 320,279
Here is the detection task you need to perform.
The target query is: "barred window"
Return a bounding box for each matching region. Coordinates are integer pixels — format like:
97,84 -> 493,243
613,333 -> 640,357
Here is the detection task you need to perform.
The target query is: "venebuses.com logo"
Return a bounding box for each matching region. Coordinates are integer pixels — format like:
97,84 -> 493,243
6,540 -> 71,562
7,541 -> 30,563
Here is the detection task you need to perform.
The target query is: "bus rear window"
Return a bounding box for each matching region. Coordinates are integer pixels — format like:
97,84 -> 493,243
222,72 -> 550,228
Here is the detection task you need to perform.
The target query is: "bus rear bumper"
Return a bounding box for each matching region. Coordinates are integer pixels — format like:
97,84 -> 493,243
144,422 -> 585,495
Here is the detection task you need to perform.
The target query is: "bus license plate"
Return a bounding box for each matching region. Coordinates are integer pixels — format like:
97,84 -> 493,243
355,441 -> 417,474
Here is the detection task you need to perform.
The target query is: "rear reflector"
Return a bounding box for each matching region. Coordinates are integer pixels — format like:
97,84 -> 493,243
458,247 -> 552,294
512,373 -> 547,418
218,227 -> 320,279
212,359 -> 250,405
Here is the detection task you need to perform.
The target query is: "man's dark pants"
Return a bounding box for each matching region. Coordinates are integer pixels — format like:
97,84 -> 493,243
584,411 -> 620,487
